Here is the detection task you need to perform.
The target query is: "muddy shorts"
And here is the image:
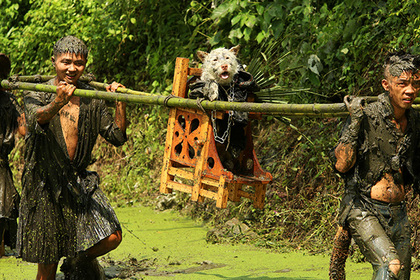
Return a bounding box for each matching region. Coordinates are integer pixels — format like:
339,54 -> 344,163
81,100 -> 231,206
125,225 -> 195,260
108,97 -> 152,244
347,200 -> 411,280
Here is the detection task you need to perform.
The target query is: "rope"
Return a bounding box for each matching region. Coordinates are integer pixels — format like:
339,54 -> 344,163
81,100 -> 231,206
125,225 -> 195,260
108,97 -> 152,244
196,97 -> 206,113
163,94 -> 176,107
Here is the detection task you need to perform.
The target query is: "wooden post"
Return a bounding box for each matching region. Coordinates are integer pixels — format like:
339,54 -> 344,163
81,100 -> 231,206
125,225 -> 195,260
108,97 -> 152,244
253,184 -> 266,209
160,58 -> 190,193
216,176 -> 229,208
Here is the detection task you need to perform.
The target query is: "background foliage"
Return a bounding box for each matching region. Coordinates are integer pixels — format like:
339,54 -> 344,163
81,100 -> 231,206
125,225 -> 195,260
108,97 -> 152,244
4,0 -> 420,262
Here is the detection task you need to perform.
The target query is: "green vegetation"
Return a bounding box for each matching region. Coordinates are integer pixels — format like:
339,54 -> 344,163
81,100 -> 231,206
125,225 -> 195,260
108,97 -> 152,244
1,205 -> 379,280
3,0 -> 420,268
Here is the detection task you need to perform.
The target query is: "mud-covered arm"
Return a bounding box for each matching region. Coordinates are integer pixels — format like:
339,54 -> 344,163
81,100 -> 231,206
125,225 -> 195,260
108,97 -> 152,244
115,101 -> 127,132
16,112 -> 26,137
24,82 -> 74,134
334,96 -> 365,173
35,82 -> 75,125
98,101 -> 127,146
106,82 -> 127,133
98,82 -> 128,146
334,142 -> 357,173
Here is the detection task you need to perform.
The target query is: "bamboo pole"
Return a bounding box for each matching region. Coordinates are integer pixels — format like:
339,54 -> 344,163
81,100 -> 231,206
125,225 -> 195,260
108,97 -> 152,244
1,79 -> 351,116
6,79 -> 420,117
10,75 -> 150,96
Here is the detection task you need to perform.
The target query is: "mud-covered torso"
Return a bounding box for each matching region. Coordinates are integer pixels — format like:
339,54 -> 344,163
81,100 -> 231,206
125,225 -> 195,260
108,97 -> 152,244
346,93 -> 420,197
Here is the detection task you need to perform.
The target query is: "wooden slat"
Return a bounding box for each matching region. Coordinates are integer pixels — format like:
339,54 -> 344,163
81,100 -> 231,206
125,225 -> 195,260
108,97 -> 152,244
168,167 -> 194,180
199,189 -> 218,200
166,181 -> 193,194
237,189 -> 253,199
188,68 -> 202,77
216,176 -> 228,208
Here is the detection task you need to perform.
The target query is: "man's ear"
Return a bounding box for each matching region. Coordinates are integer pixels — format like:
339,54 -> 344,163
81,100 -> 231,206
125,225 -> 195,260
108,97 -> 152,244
51,56 -> 56,66
382,78 -> 390,91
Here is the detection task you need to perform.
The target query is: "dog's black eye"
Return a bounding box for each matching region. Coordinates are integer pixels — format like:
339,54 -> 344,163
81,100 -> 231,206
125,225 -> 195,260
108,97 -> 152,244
225,56 -> 230,59
213,58 -> 217,62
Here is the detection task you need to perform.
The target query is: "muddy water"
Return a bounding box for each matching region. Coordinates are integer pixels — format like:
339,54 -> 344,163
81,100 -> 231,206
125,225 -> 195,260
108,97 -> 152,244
2,205 -> 420,279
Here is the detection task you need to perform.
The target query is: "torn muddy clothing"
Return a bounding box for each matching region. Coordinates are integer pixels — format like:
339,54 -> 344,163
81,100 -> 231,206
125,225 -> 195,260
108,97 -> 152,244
347,199 -> 411,280
0,90 -> 22,249
189,71 -> 259,172
331,92 -> 420,226
17,78 -> 127,263
330,92 -> 420,279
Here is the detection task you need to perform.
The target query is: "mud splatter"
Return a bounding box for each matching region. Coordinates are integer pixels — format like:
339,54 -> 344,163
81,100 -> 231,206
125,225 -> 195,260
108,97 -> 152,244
386,54 -> 418,78
53,36 -> 88,59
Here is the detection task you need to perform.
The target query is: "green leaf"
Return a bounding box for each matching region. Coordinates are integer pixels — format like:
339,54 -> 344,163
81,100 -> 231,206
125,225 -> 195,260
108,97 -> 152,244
256,5 -> 265,15
229,28 -> 243,40
308,71 -> 321,86
231,14 -> 241,26
244,14 -> 256,28
256,31 -> 266,43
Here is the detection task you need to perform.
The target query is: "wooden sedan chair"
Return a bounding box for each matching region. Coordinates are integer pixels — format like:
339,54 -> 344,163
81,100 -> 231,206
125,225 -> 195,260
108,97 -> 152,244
160,57 -> 272,209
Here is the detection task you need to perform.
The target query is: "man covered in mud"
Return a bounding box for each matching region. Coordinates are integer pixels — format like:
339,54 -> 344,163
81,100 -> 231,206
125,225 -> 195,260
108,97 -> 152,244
330,52 -> 420,280
17,36 -> 127,280
0,53 -> 25,257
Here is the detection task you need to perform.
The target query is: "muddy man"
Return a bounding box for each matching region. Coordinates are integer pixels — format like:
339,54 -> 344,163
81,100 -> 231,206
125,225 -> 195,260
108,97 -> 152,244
16,36 -> 128,280
330,52 -> 420,280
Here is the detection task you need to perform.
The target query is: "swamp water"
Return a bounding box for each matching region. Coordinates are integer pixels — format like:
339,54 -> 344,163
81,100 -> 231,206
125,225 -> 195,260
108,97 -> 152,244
2,205 -> 420,279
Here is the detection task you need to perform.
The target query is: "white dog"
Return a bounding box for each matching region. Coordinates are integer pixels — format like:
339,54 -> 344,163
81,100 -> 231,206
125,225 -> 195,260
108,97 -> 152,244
196,45 -> 240,101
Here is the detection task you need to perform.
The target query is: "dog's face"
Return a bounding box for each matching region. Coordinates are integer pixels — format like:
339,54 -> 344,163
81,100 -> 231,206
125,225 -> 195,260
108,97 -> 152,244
197,45 -> 240,86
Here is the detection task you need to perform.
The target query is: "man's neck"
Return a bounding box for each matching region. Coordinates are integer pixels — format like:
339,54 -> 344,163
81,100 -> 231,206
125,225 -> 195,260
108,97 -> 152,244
393,108 -> 407,122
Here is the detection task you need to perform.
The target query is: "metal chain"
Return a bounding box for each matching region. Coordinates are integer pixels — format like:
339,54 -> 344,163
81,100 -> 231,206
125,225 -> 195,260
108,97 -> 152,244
211,83 -> 235,145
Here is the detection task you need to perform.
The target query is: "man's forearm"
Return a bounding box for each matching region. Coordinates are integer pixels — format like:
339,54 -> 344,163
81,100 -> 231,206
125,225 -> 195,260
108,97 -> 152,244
115,101 -> 127,132
36,99 -> 64,125
17,113 -> 26,136
334,142 -> 357,173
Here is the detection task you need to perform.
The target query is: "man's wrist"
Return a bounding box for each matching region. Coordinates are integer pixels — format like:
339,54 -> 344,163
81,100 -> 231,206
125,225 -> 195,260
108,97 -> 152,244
52,98 -> 66,108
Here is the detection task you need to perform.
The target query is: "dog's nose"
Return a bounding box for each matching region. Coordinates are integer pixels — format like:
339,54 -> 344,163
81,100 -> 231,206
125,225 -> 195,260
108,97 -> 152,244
221,64 -> 228,71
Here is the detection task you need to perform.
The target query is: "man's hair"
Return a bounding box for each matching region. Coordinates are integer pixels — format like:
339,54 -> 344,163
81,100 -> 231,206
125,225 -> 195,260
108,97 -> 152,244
383,51 -> 420,79
0,53 -> 11,80
53,36 -> 88,59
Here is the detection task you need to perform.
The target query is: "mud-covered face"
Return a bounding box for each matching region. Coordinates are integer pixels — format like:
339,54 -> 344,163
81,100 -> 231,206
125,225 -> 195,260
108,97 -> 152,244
382,71 -> 420,111
52,52 -> 86,85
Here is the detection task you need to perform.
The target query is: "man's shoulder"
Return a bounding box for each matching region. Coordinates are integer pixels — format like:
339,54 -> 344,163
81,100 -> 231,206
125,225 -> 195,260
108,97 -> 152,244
363,94 -> 390,117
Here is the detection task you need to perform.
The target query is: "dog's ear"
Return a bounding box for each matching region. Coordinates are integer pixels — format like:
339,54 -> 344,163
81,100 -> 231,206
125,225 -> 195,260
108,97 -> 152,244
229,45 -> 240,56
197,51 -> 208,62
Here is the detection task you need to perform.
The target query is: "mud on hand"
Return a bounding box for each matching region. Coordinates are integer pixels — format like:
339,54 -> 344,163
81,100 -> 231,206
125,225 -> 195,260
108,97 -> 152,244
344,95 -> 366,120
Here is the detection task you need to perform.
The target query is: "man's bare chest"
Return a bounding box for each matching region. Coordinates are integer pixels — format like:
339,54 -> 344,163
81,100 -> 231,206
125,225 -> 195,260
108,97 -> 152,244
59,102 -> 80,152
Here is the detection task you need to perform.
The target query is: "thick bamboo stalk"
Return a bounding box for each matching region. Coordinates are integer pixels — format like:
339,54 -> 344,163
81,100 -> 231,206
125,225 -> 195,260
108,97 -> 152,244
1,79 -> 350,116
9,75 -> 150,96
8,79 -> 420,117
